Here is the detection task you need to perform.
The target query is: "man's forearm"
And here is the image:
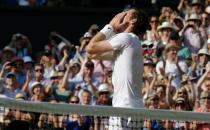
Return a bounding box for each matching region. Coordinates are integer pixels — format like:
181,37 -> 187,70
88,24 -> 115,48
86,25 -> 115,55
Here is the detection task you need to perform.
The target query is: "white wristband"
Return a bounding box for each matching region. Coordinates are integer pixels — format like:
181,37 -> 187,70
100,24 -> 115,39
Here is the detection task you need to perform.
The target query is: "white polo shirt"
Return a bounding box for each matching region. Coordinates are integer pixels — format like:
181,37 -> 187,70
109,33 -> 143,108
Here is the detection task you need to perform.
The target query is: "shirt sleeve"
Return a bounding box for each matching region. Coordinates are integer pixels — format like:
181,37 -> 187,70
155,61 -> 164,74
109,33 -> 131,51
178,61 -> 188,74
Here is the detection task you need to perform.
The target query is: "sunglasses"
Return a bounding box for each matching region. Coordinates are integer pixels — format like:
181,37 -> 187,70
199,54 -> 207,57
70,100 -> 79,104
35,69 -> 43,73
16,63 -> 23,66
99,92 -> 109,95
202,97 -> 210,100
176,103 -> 185,107
142,44 -> 153,49
51,77 -> 58,80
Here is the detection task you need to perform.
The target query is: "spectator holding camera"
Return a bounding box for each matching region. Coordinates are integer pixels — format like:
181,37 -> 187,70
177,0 -> 191,18
190,48 -> 210,79
9,33 -> 32,58
182,13 -> 204,54
159,6 -> 173,23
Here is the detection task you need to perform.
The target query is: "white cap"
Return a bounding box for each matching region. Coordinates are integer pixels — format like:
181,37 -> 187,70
157,21 -> 178,31
98,83 -> 110,92
198,48 -> 209,55
96,83 -> 110,97
57,42 -> 68,52
187,13 -> 201,21
142,40 -> 153,46
23,56 -> 33,63
30,81 -> 42,94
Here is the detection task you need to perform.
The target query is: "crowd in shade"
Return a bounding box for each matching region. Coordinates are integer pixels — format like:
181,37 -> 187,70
0,0 -> 209,129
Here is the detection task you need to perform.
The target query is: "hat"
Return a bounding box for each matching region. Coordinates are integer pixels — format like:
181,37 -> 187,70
57,42 -> 70,52
164,44 -> 180,54
200,91 -> 210,99
69,59 -> 81,66
181,74 -> 197,84
2,46 -> 15,54
175,97 -> 185,104
147,93 -> 159,100
30,81 -> 42,94
157,21 -> 178,31
23,56 -> 34,63
173,16 -> 184,25
187,13 -> 201,22
15,93 -> 25,100
142,40 -> 153,46
50,71 -> 59,79
96,83 -> 110,97
144,58 -> 155,66
191,0 -> 202,5
154,74 -> 167,87
198,48 -> 209,56
6,72 -> 16,78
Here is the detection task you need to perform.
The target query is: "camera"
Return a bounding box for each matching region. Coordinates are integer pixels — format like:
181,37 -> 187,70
8,62 -> 16,67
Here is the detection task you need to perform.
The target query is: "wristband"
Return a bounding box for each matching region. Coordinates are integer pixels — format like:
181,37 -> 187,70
100,24 -> 115,39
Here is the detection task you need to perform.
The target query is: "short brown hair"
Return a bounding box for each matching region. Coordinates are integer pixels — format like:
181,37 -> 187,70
132,8 -> 150,35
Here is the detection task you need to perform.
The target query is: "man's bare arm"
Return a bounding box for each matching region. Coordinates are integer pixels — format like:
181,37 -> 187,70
86,12 -> 127,55
86,32 -> 114,55
88,51 -> 114,60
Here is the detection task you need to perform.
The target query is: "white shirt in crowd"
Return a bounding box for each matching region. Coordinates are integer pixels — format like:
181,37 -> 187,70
156,60 -> 188,88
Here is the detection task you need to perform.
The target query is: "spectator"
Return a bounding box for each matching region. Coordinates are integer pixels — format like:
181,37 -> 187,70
193,91 -> 210,129
1,46 -> 16,64
156,43 -> 188,88
182,13 -> 204,54
40,51 -> 56,79
177,0 -> 191,18
0,73 -> 23,98
169,97 -> 190,129
9,33 -> 32,58
146,15 -> 160,42
23,56 -> 34,72
47,65 -> 72,103
95,83 -> 112,106
194,48 -> 209,78
66,95 -> 93,130
77,60 -> 100,102
156,21 -> 178,57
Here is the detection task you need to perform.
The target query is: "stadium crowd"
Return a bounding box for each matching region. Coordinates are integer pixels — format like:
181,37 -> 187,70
0,0 -> 209,129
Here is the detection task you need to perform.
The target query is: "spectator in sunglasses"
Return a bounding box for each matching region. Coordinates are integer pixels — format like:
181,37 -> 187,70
22,63 -> 49,97
142,40 -> 155,57
146,15 -> 160,43
192,91 -> 210,129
